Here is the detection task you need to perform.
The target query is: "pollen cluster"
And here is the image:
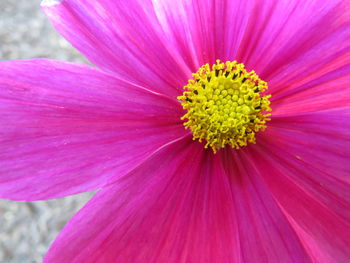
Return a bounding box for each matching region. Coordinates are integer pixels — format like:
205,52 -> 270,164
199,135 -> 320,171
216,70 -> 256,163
178,60 -> 271,153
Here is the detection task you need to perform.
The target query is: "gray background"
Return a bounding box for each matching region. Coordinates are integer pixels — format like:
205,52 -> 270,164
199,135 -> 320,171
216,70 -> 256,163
0,1 -> 94,262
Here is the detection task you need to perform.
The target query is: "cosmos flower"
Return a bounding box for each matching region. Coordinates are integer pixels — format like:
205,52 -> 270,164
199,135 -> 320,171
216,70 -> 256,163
1,0 -> 350,262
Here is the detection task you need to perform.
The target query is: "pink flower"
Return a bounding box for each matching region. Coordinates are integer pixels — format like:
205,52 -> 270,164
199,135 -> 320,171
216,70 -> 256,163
1,0 -> 350,262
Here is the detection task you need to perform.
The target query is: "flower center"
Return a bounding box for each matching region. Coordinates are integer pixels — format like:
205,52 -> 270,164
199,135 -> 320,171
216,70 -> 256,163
178,60 -> 271,153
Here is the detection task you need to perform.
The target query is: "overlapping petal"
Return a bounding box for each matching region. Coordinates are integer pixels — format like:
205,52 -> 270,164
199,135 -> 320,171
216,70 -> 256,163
268,22 -> 350,115
249,109 -> 350,262
264,109 -> 350,183
239,0 -> 349,74
0,59 -> 186,201
45,134 -> 314,263
271,63 -> 350,115
220,149 -> 312,263
153,0 -> 349,71
245,0 -> 350,115
153,0 -> 254,67
42,0 -> 192,98
42,0 -> 350,115
44,137 -> 242,263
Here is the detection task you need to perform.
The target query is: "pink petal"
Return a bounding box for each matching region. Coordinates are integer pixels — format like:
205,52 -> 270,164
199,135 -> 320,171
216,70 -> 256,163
153,0 -> 253,68
0,59 -> 186,201
256,1 -> 350,115
44,137 -> 242,263
153,0 -> 349,76
155,0 -> 350,117
270,54 -> 350,115
220,149 -> 311,262
265,109 -> 350,182
271,73 -> 350,115
41,0 -> 192,97
240,0 -> 349,74
250,110 -> 350,261
45,135 -> 312,262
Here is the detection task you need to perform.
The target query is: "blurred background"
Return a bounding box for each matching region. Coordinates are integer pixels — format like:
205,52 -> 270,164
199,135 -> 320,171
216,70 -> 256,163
0,1 -> 94,262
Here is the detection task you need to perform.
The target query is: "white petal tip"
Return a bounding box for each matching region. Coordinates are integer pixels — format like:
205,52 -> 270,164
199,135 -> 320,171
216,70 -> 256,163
41,0 -> 62,6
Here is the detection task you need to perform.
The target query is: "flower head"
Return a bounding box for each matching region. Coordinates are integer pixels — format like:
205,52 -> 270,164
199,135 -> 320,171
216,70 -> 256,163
0,0 -> 350,262
178,60 -> 271,151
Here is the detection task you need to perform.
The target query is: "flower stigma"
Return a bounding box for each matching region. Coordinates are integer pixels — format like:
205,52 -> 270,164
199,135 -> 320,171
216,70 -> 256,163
178,60 -> 272,153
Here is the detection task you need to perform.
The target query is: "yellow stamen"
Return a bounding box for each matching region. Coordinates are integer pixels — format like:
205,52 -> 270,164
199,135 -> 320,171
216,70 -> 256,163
178,60 -> 271,153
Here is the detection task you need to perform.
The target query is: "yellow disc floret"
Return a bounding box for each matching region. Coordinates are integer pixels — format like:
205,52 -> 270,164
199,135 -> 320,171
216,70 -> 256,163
178,60 -> 271,153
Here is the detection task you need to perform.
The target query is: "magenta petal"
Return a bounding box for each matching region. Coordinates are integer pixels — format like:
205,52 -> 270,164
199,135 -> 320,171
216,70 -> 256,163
246,0 -> 349,76
0,59 -> 186,201
153,0 -> 349,79
265,109 -> 350,181
270,58 -> 350,115
250,110 -> 350,261
45,136 -> 313,263
220,149 -> 311,263
259,1 -> 350,114
153,0 -> 254,67
243,147 -> 350,262
44,137 -> 243,263
42,0 -> 191,97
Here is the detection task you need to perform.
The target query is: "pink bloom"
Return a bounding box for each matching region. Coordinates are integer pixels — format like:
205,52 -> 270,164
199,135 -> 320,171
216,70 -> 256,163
1,0 -> 350,262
